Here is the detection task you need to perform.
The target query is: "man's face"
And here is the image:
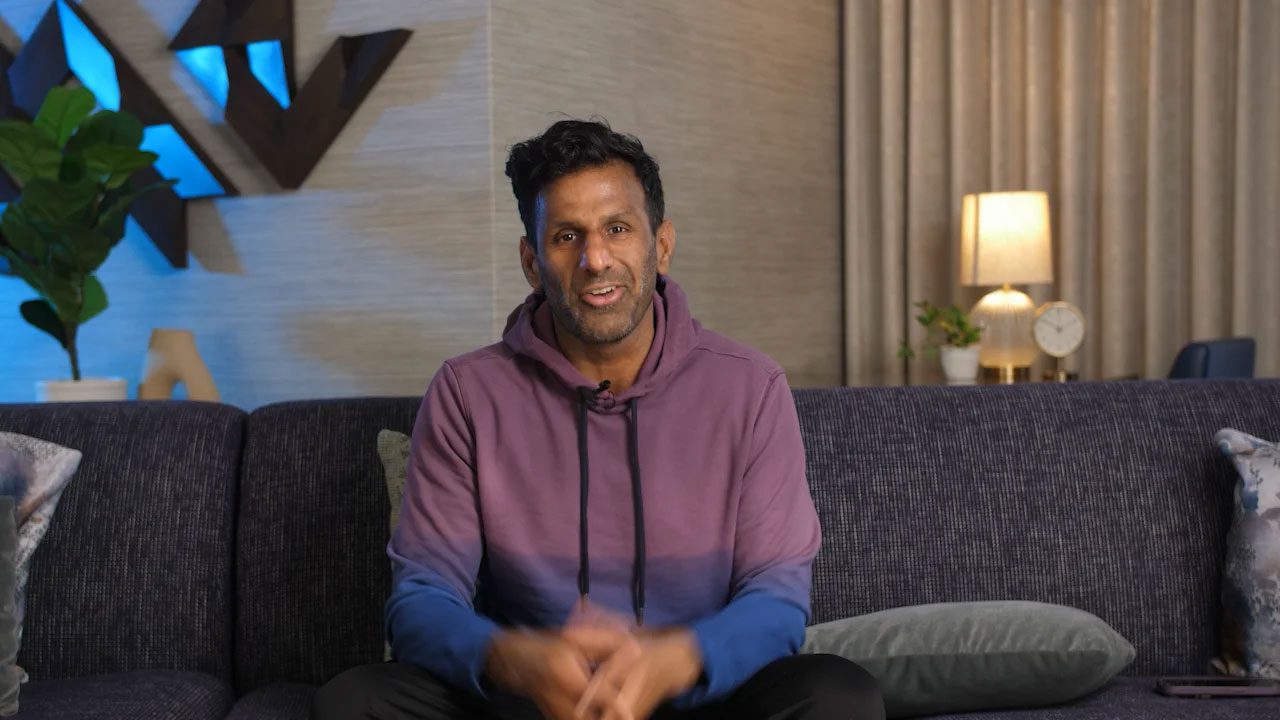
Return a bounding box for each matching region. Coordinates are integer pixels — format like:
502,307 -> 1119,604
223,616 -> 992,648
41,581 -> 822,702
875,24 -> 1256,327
520,161 -> 674,346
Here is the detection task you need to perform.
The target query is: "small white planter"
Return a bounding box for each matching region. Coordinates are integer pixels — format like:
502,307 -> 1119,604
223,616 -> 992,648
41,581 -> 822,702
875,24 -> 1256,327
37,378 -> 128,402
940,345 -> 981,385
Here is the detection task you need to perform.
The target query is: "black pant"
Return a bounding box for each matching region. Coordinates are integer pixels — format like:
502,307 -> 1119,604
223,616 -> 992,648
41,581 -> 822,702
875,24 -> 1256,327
312,654 -> 884,720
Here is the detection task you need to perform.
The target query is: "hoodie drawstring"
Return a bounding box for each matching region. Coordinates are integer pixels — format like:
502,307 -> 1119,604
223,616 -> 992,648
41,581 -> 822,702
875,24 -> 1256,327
627,398 -> 646,626
575,381 -> 647,627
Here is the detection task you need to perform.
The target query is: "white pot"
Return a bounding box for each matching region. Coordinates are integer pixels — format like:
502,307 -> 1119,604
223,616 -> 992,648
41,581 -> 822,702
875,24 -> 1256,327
940,345 -> 981,385
37,378 -> 129,402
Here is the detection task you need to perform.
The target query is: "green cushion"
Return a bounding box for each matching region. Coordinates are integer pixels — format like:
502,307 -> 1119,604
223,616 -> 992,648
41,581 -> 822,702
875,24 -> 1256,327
802,601 -> 1135,718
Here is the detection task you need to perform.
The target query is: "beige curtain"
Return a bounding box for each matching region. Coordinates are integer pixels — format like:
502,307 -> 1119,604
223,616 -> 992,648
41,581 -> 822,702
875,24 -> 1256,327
844,0 -> 1280,386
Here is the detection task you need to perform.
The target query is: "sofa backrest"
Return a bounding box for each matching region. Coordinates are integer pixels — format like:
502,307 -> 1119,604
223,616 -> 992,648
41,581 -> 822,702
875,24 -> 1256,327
796,379 -> 1280,677
0,401 -> 243,682
236,380 -> 1280,689
235,398 -> 418,693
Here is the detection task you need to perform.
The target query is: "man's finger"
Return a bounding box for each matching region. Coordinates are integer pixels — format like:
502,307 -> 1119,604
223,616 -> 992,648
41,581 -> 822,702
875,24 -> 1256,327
574,642 -> 642,719
562,624 -> 634,664
602,670 -> 651,720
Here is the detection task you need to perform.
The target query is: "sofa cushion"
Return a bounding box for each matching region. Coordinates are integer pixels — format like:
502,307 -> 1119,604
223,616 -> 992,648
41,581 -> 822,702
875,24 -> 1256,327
16,670 -> 233,719
236,398 -> 419,693
794,379 -> 1280,677
802,601 -> 1134,717
225,682 -> 314,720
0,401 -> 243,681
924,676 -> 1280,719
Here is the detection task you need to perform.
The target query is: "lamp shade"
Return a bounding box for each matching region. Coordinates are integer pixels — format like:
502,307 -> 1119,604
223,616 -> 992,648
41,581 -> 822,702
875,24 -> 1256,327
959,191 -> 1053,286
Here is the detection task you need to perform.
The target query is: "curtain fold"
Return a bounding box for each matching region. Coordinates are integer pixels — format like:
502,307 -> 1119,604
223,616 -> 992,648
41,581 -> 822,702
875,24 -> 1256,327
844,0 -> 1280,385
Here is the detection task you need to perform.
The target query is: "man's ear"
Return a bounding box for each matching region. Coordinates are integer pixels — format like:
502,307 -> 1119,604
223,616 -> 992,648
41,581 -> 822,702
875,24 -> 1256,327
656,220 -> 676,275
519,236 -> 541,290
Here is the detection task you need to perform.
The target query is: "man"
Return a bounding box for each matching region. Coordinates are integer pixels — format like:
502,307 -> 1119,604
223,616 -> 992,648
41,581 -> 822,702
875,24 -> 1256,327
314,120 -> 883,720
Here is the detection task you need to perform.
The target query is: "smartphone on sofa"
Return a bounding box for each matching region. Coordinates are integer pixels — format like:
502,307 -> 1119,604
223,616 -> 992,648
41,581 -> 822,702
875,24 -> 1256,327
1156,676 -> 1280,698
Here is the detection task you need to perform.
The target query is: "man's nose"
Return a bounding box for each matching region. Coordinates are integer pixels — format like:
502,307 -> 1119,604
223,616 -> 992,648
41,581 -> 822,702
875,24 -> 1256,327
579,231 -> 613,272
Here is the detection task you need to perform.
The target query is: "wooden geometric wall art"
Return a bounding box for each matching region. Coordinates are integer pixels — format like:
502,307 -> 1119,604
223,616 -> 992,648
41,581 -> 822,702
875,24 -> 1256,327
169,0 -> 412,189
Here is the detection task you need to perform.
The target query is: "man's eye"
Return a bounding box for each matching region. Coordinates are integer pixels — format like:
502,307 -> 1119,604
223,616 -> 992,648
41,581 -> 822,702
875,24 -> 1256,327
556,233 -> 577,243
608,225 -> 626,234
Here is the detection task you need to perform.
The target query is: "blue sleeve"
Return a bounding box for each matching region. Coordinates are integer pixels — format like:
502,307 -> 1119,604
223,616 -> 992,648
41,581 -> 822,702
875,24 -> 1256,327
386,572 -> 499,695
679,592 -> 807,705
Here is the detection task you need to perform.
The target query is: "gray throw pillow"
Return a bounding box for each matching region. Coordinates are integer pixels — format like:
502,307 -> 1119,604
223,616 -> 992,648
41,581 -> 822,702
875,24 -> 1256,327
0,497 -> 20,715
802,601 -> 1134,718
376,429 -> 412,661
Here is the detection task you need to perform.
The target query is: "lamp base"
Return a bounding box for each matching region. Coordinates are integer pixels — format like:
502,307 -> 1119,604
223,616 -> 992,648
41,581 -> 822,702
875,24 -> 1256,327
970,286 -> 1039,381
981,366 -> 1032,384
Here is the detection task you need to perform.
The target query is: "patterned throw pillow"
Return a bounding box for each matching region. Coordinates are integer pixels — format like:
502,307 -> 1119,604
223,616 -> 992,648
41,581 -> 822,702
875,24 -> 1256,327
0,432 -> 82,683
1215,428 -> 1280,679
0,497 -> 19,716
376,429 -> 412,661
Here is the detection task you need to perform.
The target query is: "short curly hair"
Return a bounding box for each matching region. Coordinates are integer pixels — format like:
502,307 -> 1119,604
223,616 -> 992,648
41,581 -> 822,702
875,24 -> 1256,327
505,119 -> 664,247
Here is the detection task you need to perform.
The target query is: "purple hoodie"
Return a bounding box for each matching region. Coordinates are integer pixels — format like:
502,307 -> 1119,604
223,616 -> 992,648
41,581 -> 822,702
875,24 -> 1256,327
386,275 -> 821,706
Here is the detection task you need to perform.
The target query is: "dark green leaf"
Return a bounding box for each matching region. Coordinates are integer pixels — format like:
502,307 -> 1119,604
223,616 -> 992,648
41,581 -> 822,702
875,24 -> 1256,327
66,226 -> 114,272
3,253 -> 45,295
34,87 -> 96,149
84,145 -> 157,185
59,154 -> 87,183
20,299 -> 67,348
0,120 -> 62,184
79,275 -> 107,323
19,177 -> 98,223
95,179 -> 175,241
66,111 -> 144,154
1,203 -> 48,259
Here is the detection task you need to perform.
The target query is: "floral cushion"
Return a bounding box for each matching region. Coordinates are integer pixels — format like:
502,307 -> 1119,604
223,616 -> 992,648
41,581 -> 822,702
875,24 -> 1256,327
1215,428 -> 1280,678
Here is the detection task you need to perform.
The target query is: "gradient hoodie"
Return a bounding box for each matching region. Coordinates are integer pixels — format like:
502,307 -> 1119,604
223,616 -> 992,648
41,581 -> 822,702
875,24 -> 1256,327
386,275 -> 821,706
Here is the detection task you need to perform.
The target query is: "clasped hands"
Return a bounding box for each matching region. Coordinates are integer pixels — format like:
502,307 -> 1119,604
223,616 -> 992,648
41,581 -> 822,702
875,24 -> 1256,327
484,602 -> 702,720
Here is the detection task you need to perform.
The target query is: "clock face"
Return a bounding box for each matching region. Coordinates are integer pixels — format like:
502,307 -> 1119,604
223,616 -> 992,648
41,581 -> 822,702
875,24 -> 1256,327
1033,302 -> 1086,358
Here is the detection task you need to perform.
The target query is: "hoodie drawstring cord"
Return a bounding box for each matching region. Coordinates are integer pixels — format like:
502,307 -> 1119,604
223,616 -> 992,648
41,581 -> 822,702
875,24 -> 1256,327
627,397 -> 646,626
575,381 -> 647,627
575,383 -> 602,603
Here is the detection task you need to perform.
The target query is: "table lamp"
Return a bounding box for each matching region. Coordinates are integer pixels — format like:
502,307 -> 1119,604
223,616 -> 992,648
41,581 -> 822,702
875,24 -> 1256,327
959,191 -> 1053,383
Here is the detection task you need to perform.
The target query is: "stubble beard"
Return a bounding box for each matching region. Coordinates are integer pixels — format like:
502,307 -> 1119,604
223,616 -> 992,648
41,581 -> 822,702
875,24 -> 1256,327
540,242 -> 659,346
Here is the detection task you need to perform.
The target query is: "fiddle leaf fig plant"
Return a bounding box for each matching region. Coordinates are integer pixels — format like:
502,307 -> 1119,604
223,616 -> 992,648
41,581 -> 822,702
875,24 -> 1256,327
0,87 -> 174,381
897,300 -> 984,360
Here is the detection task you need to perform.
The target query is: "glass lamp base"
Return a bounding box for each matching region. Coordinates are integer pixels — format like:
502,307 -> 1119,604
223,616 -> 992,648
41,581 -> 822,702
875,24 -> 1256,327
970,287 -> 1039,383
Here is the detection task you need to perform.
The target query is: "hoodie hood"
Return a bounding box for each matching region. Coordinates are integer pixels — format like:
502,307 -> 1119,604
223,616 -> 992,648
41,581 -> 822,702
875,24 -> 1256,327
501,275 -> 701,411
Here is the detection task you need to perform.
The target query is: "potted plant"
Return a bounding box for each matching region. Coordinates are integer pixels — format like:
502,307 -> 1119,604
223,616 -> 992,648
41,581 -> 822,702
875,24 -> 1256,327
897,300 -> 985,385
0,87 -> 173,401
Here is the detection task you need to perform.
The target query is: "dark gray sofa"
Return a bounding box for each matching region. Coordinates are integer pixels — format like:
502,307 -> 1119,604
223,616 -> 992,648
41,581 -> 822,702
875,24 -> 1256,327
2,379 -> 1279,719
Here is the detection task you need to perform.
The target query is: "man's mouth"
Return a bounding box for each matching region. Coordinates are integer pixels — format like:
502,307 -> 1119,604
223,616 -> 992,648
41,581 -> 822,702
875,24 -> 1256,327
579,285 -> 624,308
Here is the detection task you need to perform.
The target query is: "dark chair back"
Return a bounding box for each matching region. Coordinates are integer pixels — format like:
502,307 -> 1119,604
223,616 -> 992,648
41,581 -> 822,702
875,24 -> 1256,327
1168,337 -> 1256,378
